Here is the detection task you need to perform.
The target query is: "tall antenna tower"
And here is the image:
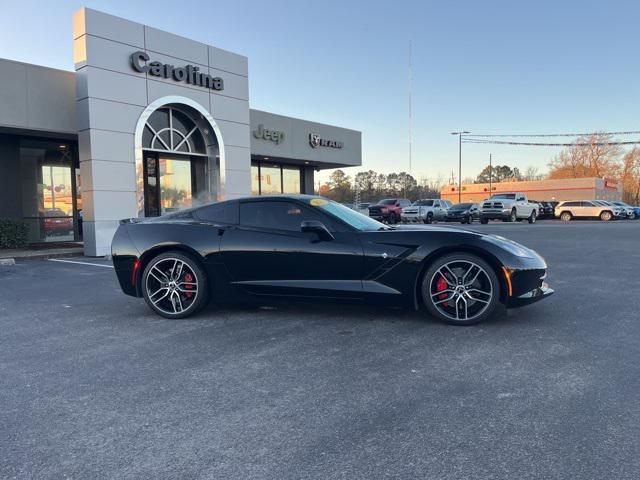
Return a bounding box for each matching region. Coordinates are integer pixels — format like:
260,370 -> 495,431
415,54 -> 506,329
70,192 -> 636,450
408,41 -> 413,174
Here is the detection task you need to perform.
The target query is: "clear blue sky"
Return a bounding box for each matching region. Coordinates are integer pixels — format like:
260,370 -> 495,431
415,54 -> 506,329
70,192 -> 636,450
1,0 -> 638,184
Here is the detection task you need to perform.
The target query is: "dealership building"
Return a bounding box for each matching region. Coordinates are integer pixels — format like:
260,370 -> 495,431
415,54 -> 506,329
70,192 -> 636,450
0,8 -> 362,255
441,177 -> 622,204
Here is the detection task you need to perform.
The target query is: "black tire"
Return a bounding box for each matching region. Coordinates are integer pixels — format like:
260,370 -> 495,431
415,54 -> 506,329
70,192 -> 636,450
388,212 -> 397,224
600,210 -> 612,222
560,211 -> 572,222
421,253 -> 500,326
424,213 -> 433,224
480,216 -> 489,224
141,250 -> 209,319
467,215 -> 474,224
509,208 -> 517,223
528,210 -> 537,224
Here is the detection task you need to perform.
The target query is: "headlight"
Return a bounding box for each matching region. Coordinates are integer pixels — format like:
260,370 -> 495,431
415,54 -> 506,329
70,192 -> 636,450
483,235 -> 534,258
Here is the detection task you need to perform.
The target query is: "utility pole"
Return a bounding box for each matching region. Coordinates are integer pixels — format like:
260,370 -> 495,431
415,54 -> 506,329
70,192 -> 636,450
451,131 -> 470,203
408,41 -> 413,174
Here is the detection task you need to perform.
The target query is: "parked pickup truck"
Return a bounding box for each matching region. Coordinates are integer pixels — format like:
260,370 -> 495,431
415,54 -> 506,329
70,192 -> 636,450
479,193 -> 539,224
368,198 -> 411,224
401,199 -> 452,224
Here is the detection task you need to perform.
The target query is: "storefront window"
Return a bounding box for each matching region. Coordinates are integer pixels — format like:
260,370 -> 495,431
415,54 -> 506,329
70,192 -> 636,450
259,165 -> 282,195
251,164 -> 260,195
251,162 -> 302,196
282,166 -> 301,194
159,157 -> 193,214
19,139 -> 79,243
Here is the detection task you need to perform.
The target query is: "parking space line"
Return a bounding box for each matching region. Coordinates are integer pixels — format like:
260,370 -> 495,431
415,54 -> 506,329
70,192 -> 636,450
48,259 -> 114,268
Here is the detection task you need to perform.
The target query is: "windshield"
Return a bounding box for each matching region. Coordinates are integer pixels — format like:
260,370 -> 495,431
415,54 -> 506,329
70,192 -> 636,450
413,200 -> 434,206
308,198 -> 388,231
378,199 -> 396,205
491,194 -> 516,200
452,203 -> 473,209
613,201 -> 628,206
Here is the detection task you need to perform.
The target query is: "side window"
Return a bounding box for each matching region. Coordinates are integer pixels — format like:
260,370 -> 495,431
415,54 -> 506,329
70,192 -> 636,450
194,201 -> 237,224
580,201 -> 593,207
239,201 -> 327,232
433,201 -> 440,208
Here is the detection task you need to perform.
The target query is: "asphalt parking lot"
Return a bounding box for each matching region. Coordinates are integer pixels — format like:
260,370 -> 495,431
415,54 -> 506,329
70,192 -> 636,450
1,220 -> 639,479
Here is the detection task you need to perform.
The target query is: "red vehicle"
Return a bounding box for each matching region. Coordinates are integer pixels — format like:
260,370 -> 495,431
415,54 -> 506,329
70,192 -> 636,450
43,208 -> 73,236
368,198 -> 411,224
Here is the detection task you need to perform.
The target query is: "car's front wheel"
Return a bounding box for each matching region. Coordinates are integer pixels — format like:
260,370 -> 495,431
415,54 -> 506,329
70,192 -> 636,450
421,253 -> 500,325
424,212 -> 433,224
600,210 -> 612,222
141,251 -> 209,319
560,211 -> 572,221
528,210 -> 537,224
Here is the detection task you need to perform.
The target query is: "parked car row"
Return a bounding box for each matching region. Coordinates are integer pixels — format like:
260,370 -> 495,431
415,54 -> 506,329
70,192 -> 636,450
554,200 -> 638,221
350,193 -> 639,225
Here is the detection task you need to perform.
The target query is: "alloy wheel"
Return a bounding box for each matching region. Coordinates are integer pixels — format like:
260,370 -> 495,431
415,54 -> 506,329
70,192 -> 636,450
428,260 -> 493,322
145,257 -> 199,315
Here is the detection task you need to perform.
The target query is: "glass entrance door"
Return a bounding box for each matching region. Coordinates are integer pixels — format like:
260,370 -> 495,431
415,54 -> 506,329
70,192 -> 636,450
144,154 -> 195,216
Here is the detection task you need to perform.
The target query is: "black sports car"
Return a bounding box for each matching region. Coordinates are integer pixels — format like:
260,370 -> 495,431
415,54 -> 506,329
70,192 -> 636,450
112,195 -> 553,325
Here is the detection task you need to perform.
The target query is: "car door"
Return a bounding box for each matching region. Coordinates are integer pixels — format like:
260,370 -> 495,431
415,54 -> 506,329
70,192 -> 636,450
219,199 -> 364,298
581,201 -> 597,217
432,200 -> 443,220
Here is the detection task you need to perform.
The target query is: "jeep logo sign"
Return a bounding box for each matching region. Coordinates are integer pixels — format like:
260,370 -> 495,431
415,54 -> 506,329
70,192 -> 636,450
130,51 -> 224,91
253,124 -> 285,144
309,133 -> 343,149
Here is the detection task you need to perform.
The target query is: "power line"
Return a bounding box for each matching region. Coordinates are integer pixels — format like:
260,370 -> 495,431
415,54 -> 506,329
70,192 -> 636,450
463,138 -> 640,147
466,130 -> 640,138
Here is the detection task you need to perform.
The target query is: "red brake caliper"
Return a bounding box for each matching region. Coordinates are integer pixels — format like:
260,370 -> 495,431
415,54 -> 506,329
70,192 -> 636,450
436,275 -> 449,304
184,273 -> 194,298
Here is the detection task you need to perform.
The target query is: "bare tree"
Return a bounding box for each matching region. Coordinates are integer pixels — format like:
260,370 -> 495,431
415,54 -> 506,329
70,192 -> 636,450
622,147 -> 640,205
523,166 -> 543,181
548,133 -> 622,179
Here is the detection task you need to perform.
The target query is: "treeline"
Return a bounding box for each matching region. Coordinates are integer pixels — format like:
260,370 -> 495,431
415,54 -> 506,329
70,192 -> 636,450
320,170 -> 443,203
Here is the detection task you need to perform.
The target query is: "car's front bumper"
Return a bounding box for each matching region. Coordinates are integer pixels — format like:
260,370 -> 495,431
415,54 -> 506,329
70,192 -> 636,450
445,213 -> 471,221
507,283 -> 554,308
401,214 -> 425,222
480,209 -> 512,219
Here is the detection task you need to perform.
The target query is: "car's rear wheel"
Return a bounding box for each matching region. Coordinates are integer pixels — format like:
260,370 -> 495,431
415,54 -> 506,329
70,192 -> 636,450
600,210 -> 612,222
528,210 -> 537,224
480,216 -> 489,224
560,211 -> 572,222
142,251 -> 209,319
421,253 -> 500,325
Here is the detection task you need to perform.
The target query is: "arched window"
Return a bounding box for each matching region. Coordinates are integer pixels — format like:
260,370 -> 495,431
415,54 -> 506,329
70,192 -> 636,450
142,107 -> 207,155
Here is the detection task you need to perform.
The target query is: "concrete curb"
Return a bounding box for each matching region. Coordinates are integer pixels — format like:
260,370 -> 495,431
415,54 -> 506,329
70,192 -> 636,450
0,248 -> 84,263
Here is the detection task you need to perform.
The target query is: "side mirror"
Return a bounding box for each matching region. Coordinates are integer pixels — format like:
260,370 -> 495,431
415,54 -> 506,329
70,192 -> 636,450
301,220 -> 334,241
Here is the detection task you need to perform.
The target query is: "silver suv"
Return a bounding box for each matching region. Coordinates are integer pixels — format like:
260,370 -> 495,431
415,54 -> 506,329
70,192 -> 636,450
555,200 -> 623,221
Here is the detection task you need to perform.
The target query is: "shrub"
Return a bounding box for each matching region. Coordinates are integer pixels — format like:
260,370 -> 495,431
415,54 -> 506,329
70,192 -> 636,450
0,219 -> 29,249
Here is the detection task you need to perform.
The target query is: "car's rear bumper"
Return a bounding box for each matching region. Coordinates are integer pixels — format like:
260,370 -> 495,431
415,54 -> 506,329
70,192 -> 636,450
507,283 -> 554,308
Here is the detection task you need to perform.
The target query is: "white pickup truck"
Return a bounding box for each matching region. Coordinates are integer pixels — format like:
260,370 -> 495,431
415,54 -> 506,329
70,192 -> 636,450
479,193 -> 539,224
